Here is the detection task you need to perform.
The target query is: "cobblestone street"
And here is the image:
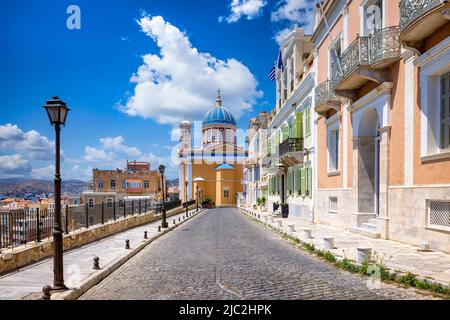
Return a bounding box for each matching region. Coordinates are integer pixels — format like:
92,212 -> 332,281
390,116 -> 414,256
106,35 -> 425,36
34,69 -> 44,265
80,208 -> 434,300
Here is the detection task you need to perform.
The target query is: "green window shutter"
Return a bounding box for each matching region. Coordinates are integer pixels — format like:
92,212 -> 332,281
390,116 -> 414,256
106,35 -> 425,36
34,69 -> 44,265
304,108 -> 310,136
269,177 -> 272,195
287,172 -> 290,195
308,167 -> 313,197
275,131 -> 280,146
282,124 -> 289,142
295,112 -> 303,139
289,171 -> 294,195
293,170 -> 297,195
300,168 -> 306,196
295,169 -> 300,195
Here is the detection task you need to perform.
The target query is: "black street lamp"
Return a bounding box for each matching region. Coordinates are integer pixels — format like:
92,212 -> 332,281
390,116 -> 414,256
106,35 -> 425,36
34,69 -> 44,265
43,96 -> 70,291
196,185 -> 199,212
158,164 -> 168,228
184,180 -> 189,217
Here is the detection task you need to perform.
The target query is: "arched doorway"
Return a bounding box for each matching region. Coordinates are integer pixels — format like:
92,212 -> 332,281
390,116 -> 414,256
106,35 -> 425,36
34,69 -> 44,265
357,108 -> 380,214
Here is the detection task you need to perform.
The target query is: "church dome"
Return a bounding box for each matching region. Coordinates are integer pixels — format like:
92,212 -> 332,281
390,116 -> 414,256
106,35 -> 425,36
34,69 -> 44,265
202,91 -> 236,127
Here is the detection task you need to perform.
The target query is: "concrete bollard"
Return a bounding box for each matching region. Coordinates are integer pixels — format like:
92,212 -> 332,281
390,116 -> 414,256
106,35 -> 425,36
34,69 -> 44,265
357,247 -> 372,264
144,231 -> 148,239
158,226 -> 161,232
301,228 -> 312,239
125,239 -> 130,249
258,214 -> 260,219
173,219 -> 176,225
93,256 -> 100,270
323,237 -> 334,249
41,285 -> 51,300
179,217 -> 181,222
287,224 -> 296,233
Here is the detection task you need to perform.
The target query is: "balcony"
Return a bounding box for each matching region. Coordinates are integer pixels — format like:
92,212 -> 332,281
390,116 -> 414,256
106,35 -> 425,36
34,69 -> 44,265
399,0 -> 450,53
244,158 -> 257,169
262,154 -> 273,168
331,27 -> 401,100
279,138 -> 304,167
314,80 -> 341,117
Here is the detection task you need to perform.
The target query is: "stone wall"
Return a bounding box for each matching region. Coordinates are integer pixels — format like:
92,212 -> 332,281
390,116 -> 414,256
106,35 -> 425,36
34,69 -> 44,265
388,186 -> 450,253
314,188 -> 354,229
0,205 -> 194,275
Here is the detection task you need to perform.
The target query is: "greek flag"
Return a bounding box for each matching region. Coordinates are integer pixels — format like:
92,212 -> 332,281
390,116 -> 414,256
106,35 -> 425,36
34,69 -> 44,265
277,50 -> 284,72
268,66 -> 276,81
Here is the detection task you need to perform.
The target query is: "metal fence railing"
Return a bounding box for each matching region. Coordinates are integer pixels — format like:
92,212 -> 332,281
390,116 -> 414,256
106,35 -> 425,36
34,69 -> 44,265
0,198 -> 183,251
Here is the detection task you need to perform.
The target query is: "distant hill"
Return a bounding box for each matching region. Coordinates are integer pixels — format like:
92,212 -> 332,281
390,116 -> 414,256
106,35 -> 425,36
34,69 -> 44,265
167,179 -> 179,187
0,179 -> 89,198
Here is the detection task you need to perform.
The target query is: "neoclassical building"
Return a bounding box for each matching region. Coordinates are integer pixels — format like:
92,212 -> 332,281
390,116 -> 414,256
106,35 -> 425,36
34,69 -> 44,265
178,92 -> 245,207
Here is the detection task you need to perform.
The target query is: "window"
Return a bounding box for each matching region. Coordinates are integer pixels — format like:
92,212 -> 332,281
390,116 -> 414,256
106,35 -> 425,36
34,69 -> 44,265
304,107 -> 311,137
106,198 -> 113,208
88,198 -> 94,208
144,180 -> 150,188
73,199 -> 78,205
361,0 -> 383,36
126,181 -> 142,189
440,72 -> 450,150
428,200 -> 450,231
110,180 -> 116,189
329,197 -> 338,213
328,128 -> 340,172
328,34 -> 342,78
224,189 -> 230,198
98,180 -> 104,189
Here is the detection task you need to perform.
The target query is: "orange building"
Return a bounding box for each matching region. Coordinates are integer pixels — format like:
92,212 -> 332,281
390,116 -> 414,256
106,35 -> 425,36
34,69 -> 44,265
178,92 -> 245,207
312,0 -> 450,252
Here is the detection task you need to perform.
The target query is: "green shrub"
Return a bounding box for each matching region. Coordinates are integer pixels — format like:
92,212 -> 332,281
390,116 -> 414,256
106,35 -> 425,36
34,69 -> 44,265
398,272 -> 419,287
303,242 -> 315,252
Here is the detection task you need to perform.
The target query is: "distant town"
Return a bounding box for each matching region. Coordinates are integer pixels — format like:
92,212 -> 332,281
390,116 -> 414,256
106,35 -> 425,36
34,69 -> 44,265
0,160 -> 179,211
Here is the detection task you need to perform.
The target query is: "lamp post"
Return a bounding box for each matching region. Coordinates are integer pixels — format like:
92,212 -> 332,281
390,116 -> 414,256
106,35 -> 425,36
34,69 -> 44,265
184,180 -> 189,217
196,185 -> 199,212
158,164 -> 168,228
44,96 -> 70,291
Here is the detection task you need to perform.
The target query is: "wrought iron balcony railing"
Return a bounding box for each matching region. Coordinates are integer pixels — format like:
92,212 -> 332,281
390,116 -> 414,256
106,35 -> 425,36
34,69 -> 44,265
279,138 -> 304,158
314,80 -> 339,108
331,26 -> 400,87
400,0 -> 443,31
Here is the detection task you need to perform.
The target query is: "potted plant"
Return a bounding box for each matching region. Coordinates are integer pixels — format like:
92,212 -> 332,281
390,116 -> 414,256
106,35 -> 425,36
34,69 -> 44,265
201,197 -> 213,208
280,203 -> 289,218
273,202 -> 280,212
260,196 -> 266,211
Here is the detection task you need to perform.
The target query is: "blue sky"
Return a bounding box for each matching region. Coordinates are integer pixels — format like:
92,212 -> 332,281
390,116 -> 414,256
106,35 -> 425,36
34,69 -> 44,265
0,0 -> 316,180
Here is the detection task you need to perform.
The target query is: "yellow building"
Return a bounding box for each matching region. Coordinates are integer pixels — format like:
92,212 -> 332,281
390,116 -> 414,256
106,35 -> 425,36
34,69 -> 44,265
178,91 -> 245,207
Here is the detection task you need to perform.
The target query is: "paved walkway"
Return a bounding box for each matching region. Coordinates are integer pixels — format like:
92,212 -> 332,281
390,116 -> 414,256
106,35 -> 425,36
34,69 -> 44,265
0,208 -> 199,300
80,208 -> 432,300
240,207 -> 450,286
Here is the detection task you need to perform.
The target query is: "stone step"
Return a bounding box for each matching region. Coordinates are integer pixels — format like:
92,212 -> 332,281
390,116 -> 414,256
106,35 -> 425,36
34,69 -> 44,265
269,212 -> 282,218
350,227 -> 381,239
361,222 -> 378,233
368,218 -> 378,225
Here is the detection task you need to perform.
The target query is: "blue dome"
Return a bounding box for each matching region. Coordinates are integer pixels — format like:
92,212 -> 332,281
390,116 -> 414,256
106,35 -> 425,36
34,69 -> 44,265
202,92 -> 236,126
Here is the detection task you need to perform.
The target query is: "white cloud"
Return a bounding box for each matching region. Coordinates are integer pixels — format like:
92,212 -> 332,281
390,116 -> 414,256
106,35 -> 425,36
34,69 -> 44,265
100,136 -> 142,157
0,154 -> 31,178
83,146 -> 115,163
0,124 -> 55,160
219,0 -> 267,23
31,165 -> 55,180
120,15 -> 262,125
271,0 -> 316,41
274,27 -> 293,44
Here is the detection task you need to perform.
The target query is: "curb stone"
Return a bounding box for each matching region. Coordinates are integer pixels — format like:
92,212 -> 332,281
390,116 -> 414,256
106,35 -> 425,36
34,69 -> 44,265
51,209 -> 206,300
